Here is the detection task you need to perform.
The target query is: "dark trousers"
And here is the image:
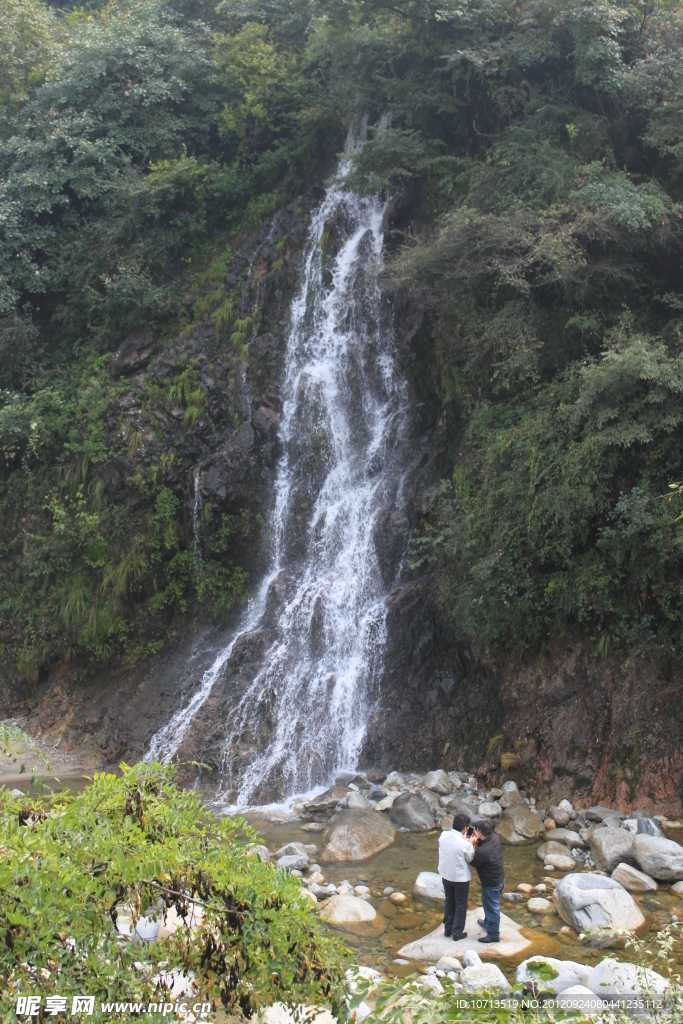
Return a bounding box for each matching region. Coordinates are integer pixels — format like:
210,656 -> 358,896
442,878 -> 469,938
480,879 -> 504,940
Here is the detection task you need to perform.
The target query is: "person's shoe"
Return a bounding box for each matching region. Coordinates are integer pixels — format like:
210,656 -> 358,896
478,936 -> 500,944
443,930 -> 451,937
477,919 -> 486,927
451,932 -> 467,940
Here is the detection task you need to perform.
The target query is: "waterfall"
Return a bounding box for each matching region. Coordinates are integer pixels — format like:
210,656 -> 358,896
192,469 -> 204,564
145,144 -> 409,805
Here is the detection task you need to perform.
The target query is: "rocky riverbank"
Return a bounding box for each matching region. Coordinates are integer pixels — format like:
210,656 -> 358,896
248,764 -> 683,1011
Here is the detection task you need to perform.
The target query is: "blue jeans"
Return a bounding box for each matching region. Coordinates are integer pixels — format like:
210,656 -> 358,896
480,879 -> 504,940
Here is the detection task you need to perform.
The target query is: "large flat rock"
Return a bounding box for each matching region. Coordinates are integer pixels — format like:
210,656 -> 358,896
397,907 -> 531,962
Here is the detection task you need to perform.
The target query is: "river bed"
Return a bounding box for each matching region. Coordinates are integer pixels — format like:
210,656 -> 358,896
248,815 -> 683,980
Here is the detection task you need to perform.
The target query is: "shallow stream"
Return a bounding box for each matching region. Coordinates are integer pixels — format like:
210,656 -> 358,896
248,815 -> 683,981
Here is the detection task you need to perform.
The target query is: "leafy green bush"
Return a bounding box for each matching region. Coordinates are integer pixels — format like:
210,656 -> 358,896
0,763 -> 348,1022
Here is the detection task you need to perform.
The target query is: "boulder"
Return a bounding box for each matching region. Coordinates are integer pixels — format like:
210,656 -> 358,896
587,958 -> 669,1000
375,793 -> 398,812
443,796 -> 477,817
555,986 -> 605,1011
672,880 -> 683,895
277,855 -> 308,871
479,801 -> 503,818
366,769 -> 386,784
347,791 -> 369,811
550,806 -> 571,827
423,770 -> 453,795
632,833 -> 683,881
496,805 -> 545,845
527,897 -> 552,914
337,773 -> 371,790
390,792 -> 435,832
537,840 -> 571,862
549,828 -> 587,848
589,827 -> 634,873
383,772 -> 405,788
611,862 -> 657,893
319,895 -> 377,925
416,787 -> 441,813
499,790 -> 525,810
462,950 -> 482,967
515,956 -> 591,995
274,842 -> 309,861
320,810 -> 396,863
584,806 -> 625,823
460,964 -> 511,994
440,815 -> 454,831
544,853 -> 576,871
497,802 -> 544,843
414,975 -> 444,998
553,873 -> 645,946
304,786 -> 349,818
413,872 -> 445,903
108,330 -> 155,377
436,956 -> 462,973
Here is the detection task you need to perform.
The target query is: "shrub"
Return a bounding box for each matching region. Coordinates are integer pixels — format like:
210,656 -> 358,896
0,762 -> 348,1022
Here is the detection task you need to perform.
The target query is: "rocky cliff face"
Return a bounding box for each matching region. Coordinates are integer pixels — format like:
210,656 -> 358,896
0,197 -> 314,753
362,573 -> 683,816
4,194 -> 683,817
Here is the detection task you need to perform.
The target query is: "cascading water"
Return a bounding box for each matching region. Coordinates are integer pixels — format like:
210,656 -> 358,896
145,141 -> 409,805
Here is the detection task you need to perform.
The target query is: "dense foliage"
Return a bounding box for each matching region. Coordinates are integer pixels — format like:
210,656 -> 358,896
0,0 -> 334,677
2,0 -> 683,679
0,761 -> 348,1022
344,0 -> 683,659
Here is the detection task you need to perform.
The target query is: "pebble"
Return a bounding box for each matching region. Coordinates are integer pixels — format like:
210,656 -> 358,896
503,892 -> 524,903
389,892 -> 407,904
533,883 -> 547,893
436,956 -> 462,972
383,886 -> 394,894
517,883 -> 533,894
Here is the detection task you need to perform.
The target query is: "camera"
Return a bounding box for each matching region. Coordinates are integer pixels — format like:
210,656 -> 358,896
466,825 -> 475,837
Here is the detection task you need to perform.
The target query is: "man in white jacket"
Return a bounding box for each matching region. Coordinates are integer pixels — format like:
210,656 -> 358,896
438,813 -> 474,940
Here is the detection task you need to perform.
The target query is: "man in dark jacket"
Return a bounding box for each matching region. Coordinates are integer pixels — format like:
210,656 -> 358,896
468,818 -> 505,943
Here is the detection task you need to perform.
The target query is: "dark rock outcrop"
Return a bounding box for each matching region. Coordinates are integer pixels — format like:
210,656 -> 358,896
108,330 -> 156,377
